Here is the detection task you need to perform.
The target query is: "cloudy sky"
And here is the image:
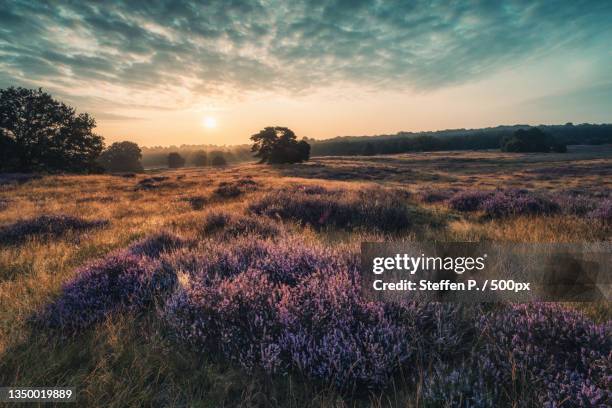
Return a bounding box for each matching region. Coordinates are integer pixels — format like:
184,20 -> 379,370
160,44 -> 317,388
1,0 -> 611,146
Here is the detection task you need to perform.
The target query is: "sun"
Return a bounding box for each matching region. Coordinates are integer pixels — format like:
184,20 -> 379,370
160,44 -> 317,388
203,116 -> 217,129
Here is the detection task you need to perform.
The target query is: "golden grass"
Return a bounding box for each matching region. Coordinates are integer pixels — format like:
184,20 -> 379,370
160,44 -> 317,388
0,147 -> 610,406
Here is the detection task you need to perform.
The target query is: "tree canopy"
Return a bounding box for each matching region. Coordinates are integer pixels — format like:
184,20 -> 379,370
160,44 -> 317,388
98,141 -> 144,173
167,152 -> 185,168
0,87 -> 104,172
250,127 -> 310,164
211,154 -> 227,166
191,150 -> 207,167
501,128 -> 566,153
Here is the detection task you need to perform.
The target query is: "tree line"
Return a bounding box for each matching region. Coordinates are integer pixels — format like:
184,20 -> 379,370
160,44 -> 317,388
0,87 -> 310,173
2,86 -> 611,174
308,123 -> 612,156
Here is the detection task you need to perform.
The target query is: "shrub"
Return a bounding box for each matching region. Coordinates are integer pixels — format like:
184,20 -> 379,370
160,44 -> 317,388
417,188 -> 456,203
162,237 -> 411,389
448,190 -> 494,212
213,180 -> 257,199
0,215 -> 108,245
475,304 -> 610,407
587,198 -> 612,224
481,190 -> 559,218
249,187 -> 413,232
38,253 -> 173,332
135,176 -> 170,190
128,232 -> 188,258
202,212 -> 279,239
213,182 -> 243,198
183,195 -> 206,210
553,193 -> 598,216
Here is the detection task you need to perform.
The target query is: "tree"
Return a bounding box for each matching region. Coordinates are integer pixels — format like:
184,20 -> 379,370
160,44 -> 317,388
250,126 -> 310,164
501,128 -> 564,153
167,152 -> 185,168
362,142 -> 376,156
211,154 -> 227,166
98,141 -> 144,173
0,87 -> 104,172
191,150 -> 207,167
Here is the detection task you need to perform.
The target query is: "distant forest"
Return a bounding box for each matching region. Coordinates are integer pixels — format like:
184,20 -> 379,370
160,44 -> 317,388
142,123 -> 612,166
140,145 -> 253,168
307,123 -> 612,156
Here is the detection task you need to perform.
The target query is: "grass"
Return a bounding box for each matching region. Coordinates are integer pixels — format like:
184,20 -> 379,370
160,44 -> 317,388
0,146 -> 610,406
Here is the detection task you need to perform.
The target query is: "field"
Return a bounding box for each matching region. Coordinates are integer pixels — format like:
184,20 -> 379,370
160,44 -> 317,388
0,146 -> 610,407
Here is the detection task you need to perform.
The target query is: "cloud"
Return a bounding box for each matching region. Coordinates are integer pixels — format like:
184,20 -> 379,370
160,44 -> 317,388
1,0 -> 611,109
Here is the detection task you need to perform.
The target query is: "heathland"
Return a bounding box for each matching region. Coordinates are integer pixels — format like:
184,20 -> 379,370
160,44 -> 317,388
0,146 -> 610,407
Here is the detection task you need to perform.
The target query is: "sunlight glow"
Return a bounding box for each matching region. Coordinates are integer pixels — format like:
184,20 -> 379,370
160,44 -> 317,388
203,116 -> 217,129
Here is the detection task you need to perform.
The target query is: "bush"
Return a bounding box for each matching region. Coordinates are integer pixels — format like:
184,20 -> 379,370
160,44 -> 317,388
38,253 -> 172,332
481,190 -> 560,218
0,215 -> 108,245
249,187 -> 414,232
587,198 -> 612,224
417,188 -> 457,203
448,190 -> 494,212
475,304 -> 610,407
202,212 -> 279,239
36,232 -> 186,332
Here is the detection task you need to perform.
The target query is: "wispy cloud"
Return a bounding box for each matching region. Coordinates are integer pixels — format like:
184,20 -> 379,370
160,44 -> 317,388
1,0 -> 611,111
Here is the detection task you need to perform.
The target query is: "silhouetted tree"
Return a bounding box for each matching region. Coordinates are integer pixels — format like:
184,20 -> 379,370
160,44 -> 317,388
191,150 -> 207,167
250,126 -> 310,164
0,87 -> 104,172
98,141 -> 144,173
167,152 -> 185,168
363,142 -> 376,156
211,154 -> 227,166
501,128 -> 564,153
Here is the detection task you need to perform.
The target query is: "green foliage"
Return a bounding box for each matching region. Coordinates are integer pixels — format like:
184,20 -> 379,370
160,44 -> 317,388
0,87 -> 104,172
500,128 -> 563,153
167,152 -> 185,168
98,141 -> 144,173
250,127 -> 310,164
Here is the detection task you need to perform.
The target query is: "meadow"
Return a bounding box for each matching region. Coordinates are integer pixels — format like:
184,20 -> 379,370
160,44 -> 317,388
0,146 -> 610,407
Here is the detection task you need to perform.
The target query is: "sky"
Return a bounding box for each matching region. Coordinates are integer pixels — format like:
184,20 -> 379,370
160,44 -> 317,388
1,0 -> 611,147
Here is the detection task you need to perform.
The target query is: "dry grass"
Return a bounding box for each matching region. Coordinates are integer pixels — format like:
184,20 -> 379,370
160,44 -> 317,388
0,147 -> 610,406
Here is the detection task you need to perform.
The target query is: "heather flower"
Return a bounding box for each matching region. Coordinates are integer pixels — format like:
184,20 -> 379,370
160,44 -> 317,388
0,215 -> 108,245
417,188 -> 457,203
128,232 -> 188,258
481,189 -> 560,218
448,190 -> 494,212
38,252 -> 174,332
587,198 -> 612,224
476,304 -> 611,407
249,187 -> 414,232
553,193 -> 598,216
202,212 -> 279,239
